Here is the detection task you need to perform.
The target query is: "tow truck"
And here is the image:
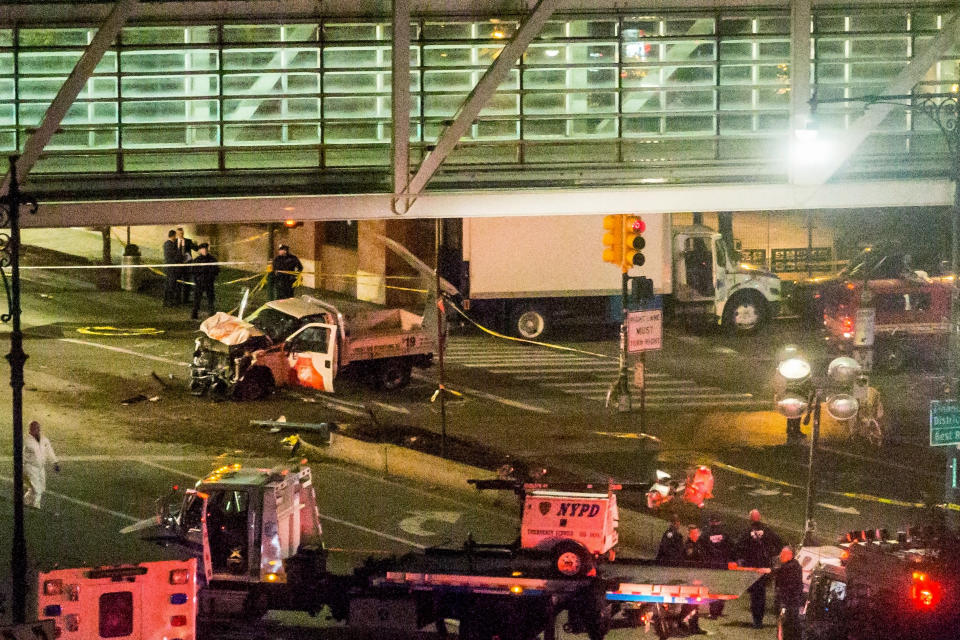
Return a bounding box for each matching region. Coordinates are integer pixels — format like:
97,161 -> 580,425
792,528 -> 960,640
37,463 -> 759,640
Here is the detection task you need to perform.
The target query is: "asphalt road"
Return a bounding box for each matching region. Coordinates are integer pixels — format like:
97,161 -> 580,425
0,230 -> 954,638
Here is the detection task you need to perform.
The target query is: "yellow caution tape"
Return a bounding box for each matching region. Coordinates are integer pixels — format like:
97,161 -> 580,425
77,326 -> 165,337
594,431 -> 661,441
448,300 -> 612,359
706,458 -> 960,511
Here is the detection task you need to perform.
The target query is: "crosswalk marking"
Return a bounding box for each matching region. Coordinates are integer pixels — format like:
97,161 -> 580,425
444,340 -> 764,411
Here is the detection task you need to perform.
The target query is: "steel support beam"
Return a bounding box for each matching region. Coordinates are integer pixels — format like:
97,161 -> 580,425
26,179 -> 954,227
800,11 -> 960,186
0,0 -> 140,197
391,0 -> 412,214
396,0 -> 564,213
788,0 -> 812,184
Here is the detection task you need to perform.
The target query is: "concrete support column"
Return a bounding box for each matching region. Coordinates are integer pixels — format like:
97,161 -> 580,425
357,220 -> 386,304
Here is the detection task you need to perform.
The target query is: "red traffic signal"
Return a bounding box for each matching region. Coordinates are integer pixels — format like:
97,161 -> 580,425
623,215 -> 645,268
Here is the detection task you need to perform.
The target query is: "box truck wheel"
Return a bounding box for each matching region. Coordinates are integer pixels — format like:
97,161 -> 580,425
722,292 -> 767,334
373,359 -> 412,391
512,305 -> 550,340
552,540 -> 594,577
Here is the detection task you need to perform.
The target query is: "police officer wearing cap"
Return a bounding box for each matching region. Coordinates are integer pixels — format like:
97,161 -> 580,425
191,243 -> 219,320
270,244 -> 303,300
703,514 -> 733,618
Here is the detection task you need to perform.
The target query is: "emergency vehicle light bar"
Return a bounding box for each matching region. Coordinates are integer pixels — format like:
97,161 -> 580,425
467,478 -> 651,494
85,566 -> 149,580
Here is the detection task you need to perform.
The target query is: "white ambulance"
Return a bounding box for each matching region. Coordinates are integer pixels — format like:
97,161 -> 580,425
37,558 -> 198,640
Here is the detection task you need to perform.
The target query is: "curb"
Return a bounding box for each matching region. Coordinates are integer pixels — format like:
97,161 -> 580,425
317,432 -> 667,554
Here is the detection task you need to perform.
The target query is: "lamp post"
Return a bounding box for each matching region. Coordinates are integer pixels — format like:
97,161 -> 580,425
775,350 -> 862,545
0,155 -> 38,624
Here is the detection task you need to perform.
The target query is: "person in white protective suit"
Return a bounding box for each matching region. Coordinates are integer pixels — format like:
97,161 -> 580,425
24,420 -> 59,508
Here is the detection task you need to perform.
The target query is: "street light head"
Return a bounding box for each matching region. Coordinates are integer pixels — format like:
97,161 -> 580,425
775,392 -> 809,419
777,344 -> 802,362
777,356 -> 811,383
825,393 -> 859,421
827,356 -> 862,386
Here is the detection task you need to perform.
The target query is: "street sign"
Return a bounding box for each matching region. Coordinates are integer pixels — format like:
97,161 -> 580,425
633,362 -> 644,389
627,310 -> 662,353
853,308 -> 875,347
930,400 -> 960,446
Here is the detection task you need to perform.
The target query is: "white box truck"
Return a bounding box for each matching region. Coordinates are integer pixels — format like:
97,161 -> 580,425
455,214 -> 781,339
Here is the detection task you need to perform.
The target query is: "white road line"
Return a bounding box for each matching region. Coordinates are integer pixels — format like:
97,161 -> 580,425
412,372 -> 551,414
322,401 -> 370,417
6,455 -> 220,462
136,459 -> 204,480
620,392 -> 754,400
0,475 -> 138,522
370,401 -> 410,414
547,380 -> 696,389
60,338 -> 191,367
583,397 -> 765,408
712,346 -> 738,355
321,396 -> 369,409
319,514 -> 427,550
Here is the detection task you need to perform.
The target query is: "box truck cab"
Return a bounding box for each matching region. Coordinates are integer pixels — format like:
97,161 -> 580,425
455,215 -> 780,339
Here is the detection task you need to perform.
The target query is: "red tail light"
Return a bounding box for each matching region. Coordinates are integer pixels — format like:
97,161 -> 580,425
911,572 -> 941,608
169,568 -> 191,585
171,615 -> 188,627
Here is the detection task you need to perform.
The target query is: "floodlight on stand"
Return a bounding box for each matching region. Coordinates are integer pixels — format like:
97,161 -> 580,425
827,356 -> 862,386
776,344 -> 802,362
775,392 -> 810,419
825,394 -> 859,421
777,357 -> 812,383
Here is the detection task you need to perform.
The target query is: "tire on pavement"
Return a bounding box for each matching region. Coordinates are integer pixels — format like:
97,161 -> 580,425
722,291 -> 767,335
511,304 -> 550,340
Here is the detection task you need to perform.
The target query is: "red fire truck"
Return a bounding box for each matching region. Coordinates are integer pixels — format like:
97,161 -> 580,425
823,277 -> 952,371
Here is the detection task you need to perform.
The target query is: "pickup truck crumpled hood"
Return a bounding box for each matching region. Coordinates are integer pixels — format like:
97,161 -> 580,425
199,311 -> 266,346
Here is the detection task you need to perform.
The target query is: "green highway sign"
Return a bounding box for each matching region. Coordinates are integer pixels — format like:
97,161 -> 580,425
930,400 -> 960,446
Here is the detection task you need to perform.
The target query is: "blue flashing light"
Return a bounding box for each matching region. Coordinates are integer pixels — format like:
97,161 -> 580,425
43,604 -> 62,617
170,593 -> 189,605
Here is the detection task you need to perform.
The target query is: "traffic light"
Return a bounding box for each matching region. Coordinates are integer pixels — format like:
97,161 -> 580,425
602,214 -> 624,266
623,215 -> 646,269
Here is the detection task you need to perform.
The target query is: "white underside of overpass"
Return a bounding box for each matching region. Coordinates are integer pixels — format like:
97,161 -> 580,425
28,178 -> 953,228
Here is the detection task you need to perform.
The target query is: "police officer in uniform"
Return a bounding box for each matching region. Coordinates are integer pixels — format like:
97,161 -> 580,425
191,243 -> 219,320
703,513 -> 733,618
656,514 -> 685,564
775,546 -> 804,640
736,509 -> 783,629
270,244 -> 303,300
680,524 -> 708,634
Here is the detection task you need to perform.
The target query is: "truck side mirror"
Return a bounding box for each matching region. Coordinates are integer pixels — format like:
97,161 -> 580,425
155,485 -> 184,531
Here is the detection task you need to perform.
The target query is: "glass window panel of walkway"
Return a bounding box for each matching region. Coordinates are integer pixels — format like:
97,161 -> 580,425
0,8 -> 957,183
